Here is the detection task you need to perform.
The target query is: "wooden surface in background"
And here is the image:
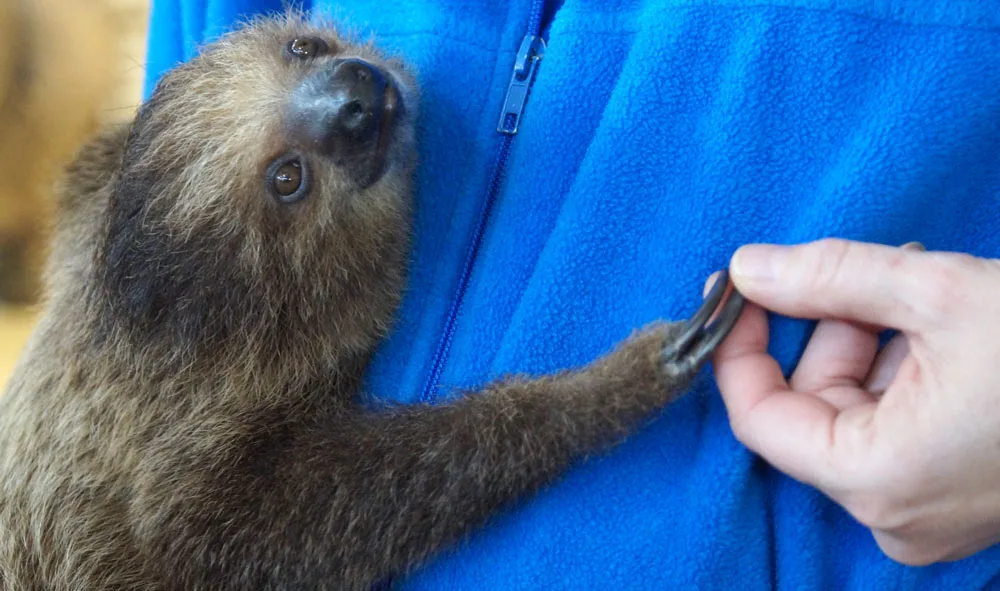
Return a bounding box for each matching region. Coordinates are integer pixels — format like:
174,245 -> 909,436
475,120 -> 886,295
0,0 -> 149,391
0,306 -> 37,387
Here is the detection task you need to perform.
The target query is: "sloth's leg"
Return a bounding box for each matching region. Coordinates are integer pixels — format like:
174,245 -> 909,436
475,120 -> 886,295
141,275 -> 745,590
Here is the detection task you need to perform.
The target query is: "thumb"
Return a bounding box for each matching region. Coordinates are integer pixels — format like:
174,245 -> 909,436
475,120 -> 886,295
728,239 -> 926,332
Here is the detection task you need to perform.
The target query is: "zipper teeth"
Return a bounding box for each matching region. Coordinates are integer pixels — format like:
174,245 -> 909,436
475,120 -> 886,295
418,0 -> 547,404
419,137 -> 514,403
527,0 -> 546,33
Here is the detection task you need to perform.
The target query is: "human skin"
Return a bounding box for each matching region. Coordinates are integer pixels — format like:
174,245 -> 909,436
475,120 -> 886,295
712,238 -> 1000,566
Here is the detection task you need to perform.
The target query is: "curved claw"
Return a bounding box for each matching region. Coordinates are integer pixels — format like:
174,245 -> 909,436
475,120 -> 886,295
662,270 -> 746,376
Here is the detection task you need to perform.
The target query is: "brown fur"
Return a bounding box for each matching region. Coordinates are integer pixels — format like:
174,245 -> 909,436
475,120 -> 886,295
0,15 -> 707,590
0,0 -> 115,303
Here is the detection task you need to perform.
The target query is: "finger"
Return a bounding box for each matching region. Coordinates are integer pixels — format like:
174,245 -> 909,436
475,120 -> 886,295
804,384 -> 877,411
711,296 -> 783,404
709,300 -> 817,472
864,334 -> 910,396
729,239 -> 927,332
853,243 -> 923,400
869,527 -> 978,567
789,320 -> 880,409
712,298 -> 880,488
719,384 -> 879,490
710,295 -> 773,381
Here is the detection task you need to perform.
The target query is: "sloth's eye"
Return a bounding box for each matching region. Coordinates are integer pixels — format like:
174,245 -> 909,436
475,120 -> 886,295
273,162 -> 302,195
267,156 -> 309,204
286,37 -> 327,59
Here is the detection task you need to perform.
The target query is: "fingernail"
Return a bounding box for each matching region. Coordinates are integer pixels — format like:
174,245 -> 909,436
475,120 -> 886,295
901,241 -> 926,252
702,271 -> 722,298
731,244 -> 789,282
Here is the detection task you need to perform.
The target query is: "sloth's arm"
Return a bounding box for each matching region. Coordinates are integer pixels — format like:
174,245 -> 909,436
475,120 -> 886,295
241,324 -> 686,590
142,278 -> 743,590
319,324 -> 691,586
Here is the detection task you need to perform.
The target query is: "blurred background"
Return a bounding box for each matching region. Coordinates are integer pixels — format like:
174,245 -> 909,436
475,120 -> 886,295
0,0 -> 150,387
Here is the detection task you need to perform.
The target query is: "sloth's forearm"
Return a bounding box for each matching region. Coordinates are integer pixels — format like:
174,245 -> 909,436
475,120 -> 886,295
139,325 -> 691,590
278,325 -> 684,588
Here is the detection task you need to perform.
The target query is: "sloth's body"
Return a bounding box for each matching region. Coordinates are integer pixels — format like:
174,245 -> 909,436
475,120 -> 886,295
0,16 -> 736,590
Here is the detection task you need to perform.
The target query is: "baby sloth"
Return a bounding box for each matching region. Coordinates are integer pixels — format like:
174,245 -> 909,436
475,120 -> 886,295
0,15 -> 744,591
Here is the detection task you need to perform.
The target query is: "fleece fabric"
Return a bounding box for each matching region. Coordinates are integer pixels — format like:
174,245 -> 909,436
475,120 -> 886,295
145,1 -> 1000,589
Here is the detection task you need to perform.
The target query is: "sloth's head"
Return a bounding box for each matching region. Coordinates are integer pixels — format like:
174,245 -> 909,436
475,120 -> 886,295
90,16 -> 419,370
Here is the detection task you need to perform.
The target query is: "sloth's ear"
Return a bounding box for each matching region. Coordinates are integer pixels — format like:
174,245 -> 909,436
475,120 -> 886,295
54,121 -> 131,216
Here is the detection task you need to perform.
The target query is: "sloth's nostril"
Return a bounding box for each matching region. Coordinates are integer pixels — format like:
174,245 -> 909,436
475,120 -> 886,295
286,58 -> 388,154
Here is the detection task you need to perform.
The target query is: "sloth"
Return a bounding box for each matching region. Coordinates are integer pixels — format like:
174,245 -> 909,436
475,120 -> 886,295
0,14 -> 744,591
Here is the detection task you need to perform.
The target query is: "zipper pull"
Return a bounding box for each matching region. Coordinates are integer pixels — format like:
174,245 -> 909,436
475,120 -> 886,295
496,34 -> 546,135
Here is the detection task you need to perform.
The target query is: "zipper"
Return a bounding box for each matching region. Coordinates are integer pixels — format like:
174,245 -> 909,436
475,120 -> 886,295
418,0 -> 548,404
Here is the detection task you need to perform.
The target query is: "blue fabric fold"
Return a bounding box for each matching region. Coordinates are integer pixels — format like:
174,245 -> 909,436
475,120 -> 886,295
145,1 -> 1000,588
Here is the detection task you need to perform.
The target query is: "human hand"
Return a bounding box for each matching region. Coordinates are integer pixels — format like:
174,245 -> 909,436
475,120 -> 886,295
711,238 -> 1000,566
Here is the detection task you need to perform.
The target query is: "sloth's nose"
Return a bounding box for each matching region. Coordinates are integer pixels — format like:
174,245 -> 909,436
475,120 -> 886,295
286,58 -> 388,155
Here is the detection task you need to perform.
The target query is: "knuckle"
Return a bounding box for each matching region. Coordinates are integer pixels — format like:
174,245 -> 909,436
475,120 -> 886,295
727,416 -> 753,446
846,494 -> 899,531
841,461 -> 923,532
843,485 -> 916,532
726,411 -> 764,453
913,254 -> 979,322
802,238 -> 853,291
875,536 -> 948,567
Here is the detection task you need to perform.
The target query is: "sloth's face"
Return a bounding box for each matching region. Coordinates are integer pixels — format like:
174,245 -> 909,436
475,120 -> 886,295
274,35 -> 409,197
96,17 -> 418,356
117,16 -> 418,234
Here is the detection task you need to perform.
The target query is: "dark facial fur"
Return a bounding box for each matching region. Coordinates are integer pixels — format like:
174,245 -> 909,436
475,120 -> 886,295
92,17 -> 417,382
0,14 -> 727,590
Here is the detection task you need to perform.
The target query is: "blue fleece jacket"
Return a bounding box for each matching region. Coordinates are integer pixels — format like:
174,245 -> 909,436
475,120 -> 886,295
145,1 -> 1000,588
